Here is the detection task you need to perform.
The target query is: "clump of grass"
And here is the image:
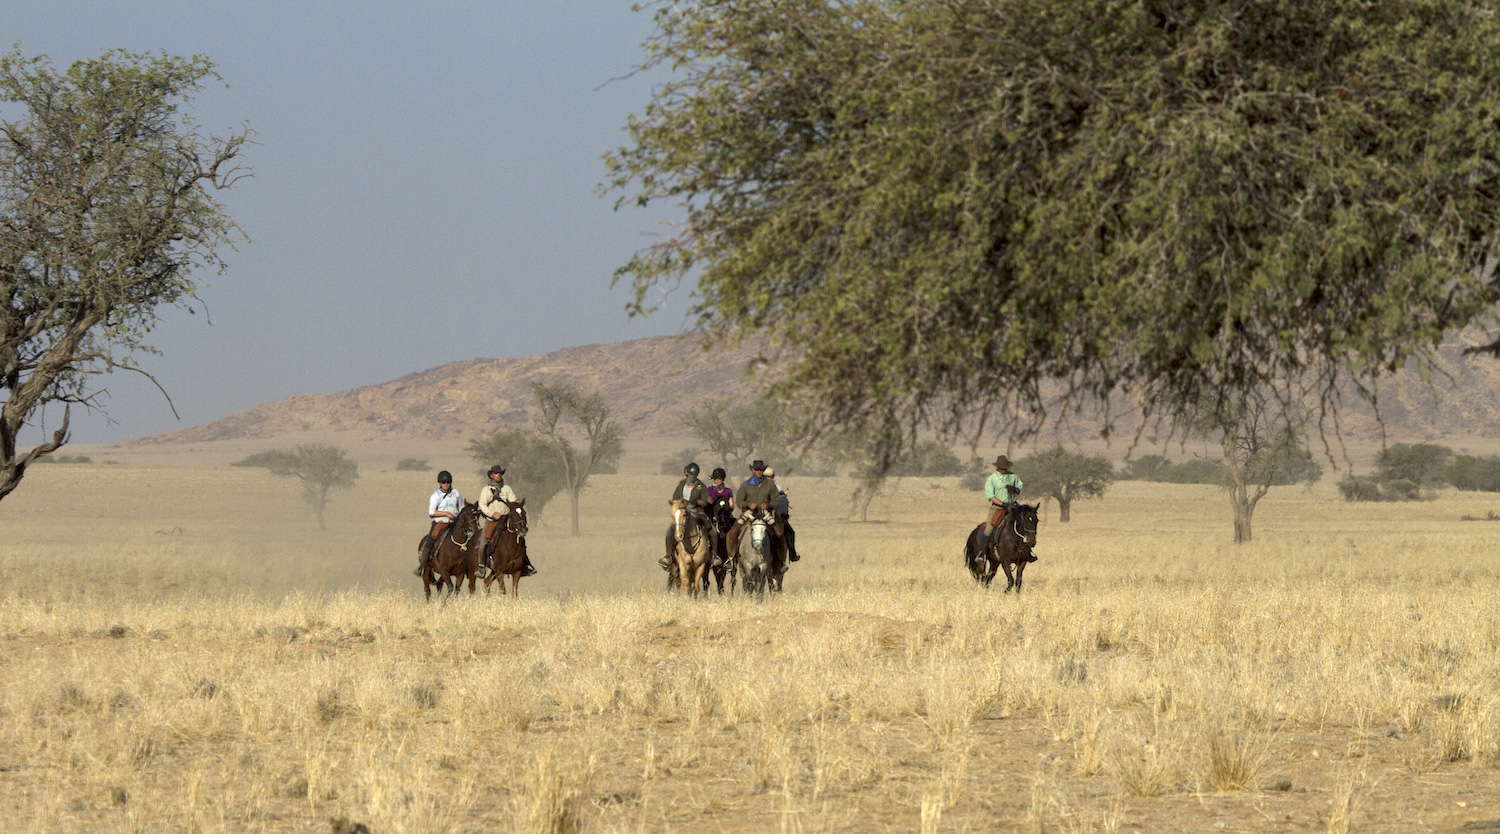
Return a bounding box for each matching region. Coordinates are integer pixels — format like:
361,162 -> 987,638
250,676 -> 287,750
1203,730 -> 1263,791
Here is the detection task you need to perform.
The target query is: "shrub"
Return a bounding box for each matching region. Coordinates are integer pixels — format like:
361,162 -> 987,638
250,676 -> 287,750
1158,459 -> 1227,485
1338,476 -> 1384,502
395,458 -> 427,471
1120,455 -> 1173,481
660,448 -> 703,476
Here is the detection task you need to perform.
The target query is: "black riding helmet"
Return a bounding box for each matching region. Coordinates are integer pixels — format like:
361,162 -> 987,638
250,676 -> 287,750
437,470 -> 453,484
684,462 -> 700,477
711,467 -> 726,481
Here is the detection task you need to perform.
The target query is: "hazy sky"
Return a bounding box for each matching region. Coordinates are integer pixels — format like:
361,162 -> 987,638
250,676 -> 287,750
10,2 -> 686,444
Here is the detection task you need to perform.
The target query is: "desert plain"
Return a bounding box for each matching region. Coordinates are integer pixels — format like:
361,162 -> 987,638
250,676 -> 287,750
2,436 -> 1499,834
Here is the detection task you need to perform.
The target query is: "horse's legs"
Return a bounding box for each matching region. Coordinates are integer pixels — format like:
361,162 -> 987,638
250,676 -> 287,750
1001,559 -> 1016,593
1014,561 -> 1026,594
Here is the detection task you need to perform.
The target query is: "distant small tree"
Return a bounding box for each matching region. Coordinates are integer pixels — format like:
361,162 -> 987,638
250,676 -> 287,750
532,381 -> 625,535
682,398 -> 804,473
1203,396 -> 1321,544
1448,455 -> 1500,493
239,445 -> 358,530
395,458 -> 427,472
1017,447 -> 1115,523
1375,444 -> 1453,489
467,429 -> 569,519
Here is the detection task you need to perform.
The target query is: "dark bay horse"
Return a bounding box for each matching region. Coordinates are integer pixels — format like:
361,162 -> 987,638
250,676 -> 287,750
482,497 -> 528,597
423,501 -> 482,600
709,496 -> 735,594
964,503 -> 1039,593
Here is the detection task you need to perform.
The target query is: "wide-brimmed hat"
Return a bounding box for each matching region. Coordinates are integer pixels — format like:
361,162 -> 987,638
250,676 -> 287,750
993,455 -> 1012,469
764,467 -> 776,478
750,459 -> 766,471
487,465 -> 506,476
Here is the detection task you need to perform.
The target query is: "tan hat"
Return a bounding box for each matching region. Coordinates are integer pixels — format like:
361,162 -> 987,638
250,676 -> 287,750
993,455 -> 1012,469
764,467 -> 775,478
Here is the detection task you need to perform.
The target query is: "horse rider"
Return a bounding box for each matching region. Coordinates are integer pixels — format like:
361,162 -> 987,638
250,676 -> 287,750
479,464 -> 537,578
660,462 -> 714,571
725,459 -> 781,566
414,470 -> 463,576
707,467 -> 735,567
764,466 -> 799,567
982,454 -> 1024,551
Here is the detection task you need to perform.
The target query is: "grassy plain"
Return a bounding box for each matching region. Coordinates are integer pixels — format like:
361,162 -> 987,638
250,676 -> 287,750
2,458 -> 1500,833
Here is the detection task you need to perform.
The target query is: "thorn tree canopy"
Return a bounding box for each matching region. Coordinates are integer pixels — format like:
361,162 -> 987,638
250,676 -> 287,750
606,1 -> 1500,453
0,48 -> 248,501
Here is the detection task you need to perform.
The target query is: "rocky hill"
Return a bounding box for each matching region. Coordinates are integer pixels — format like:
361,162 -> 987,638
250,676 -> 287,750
129,332 -> 1500,448
132,336 -> 755,444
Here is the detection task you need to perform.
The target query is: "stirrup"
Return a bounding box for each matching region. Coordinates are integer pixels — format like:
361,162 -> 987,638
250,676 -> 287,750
523,564 -> 537,577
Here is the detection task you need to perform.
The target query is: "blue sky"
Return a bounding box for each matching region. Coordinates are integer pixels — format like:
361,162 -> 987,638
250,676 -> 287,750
9,2 -> 685,444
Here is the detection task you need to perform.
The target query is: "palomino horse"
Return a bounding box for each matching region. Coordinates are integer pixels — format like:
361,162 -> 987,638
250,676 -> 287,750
669,499 -> 714,596
482,497 -> 528,596
422,501 -> 482,600
964,502 -> 1039,592
736,508 -> 781,597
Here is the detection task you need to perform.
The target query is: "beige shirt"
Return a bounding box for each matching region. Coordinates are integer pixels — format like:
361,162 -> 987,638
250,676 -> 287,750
480,481 -> 518,519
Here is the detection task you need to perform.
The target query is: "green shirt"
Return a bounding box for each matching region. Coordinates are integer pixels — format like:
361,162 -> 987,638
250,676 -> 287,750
984,470 -> 1023,504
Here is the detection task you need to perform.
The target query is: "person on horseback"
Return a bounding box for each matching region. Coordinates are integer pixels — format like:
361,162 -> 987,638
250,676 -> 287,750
706,467 -> 735,568
479,465 -> 537,578
660,462 -> 714,571
725,459 -> 780,566
982,455 -> 1024,552
765,467 -> 799,567
414,470 -> 463,576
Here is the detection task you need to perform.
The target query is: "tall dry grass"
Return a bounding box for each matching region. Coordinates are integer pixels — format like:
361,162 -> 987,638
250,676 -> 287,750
1,464 -> 1498,831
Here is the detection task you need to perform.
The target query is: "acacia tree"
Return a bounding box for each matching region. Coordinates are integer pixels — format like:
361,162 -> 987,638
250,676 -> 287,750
1205,396 -> 1323,543
237,445 -> 358,530
607,1 -> 1500,458
467,429 -> 569,519
533,381 -> 625,535
0,48 -> 247,501
1016,447 -> 1115,523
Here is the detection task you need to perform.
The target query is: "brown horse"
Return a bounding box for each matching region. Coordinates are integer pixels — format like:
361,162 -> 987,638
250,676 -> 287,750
964,502 -> 1039,593
421,501 -> 481,600
482,497 -> 529,596
669,499 -> 714,596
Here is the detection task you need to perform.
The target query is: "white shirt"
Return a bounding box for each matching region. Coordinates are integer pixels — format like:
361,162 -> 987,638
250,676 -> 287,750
428,487 -> 463,520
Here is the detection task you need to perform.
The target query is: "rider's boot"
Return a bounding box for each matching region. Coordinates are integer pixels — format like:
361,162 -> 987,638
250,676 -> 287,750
413,540 -> 431,577
658,553 -> 672,571
523,555 -> 538,577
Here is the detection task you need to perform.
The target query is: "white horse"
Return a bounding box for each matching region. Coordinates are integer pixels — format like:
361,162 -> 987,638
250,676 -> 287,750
736,509 -> 775,596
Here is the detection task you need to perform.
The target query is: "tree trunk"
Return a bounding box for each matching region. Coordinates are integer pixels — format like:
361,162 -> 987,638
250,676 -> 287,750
569,487 -> 581,536
1057,495 -> 1071,523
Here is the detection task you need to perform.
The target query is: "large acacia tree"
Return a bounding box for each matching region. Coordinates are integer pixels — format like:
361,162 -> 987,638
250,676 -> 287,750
0,48 -> 247,501
607,1 -> 1500,456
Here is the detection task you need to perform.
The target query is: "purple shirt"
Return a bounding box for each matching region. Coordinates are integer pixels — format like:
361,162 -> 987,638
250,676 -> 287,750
708,484 -> 733,503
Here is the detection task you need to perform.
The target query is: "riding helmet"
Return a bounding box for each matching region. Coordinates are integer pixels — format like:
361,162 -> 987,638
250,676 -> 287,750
437,470 -> 453,483
684,462 -> 700,477
711,467 -> 726,481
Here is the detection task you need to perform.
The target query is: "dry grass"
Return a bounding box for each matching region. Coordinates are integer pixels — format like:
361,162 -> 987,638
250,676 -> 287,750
2,462 -> 1500,831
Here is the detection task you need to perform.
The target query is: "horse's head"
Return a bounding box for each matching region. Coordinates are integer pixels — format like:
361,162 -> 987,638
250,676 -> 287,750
669,499 -> 689,534
458,501 -> 482,537
1013,503 -> 1040,546
504,497 -> 528,538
